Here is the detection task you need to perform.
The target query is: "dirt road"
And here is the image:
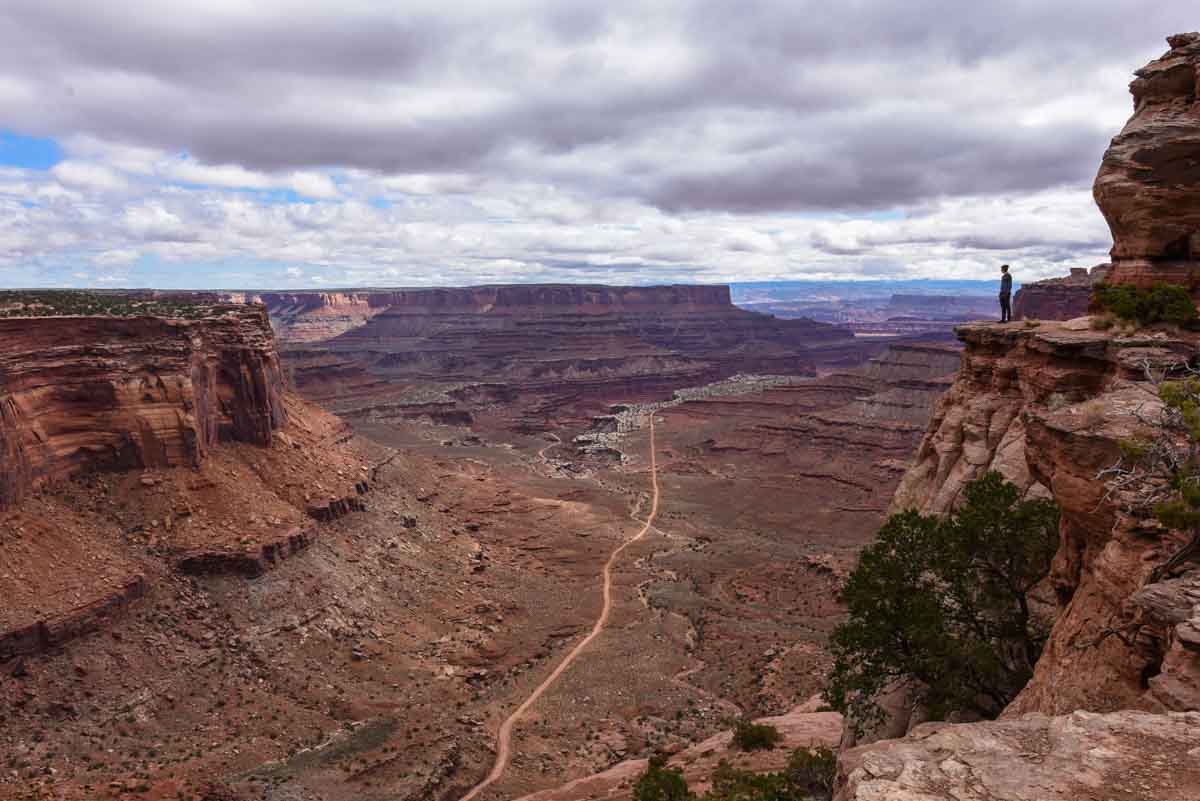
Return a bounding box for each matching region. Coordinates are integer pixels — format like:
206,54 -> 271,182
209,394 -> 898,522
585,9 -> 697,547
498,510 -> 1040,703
459,416 -> 660,801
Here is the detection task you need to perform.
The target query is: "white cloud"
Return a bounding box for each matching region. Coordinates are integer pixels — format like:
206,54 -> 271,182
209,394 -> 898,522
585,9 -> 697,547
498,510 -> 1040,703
1,0 -> 1187,287
51,160 -> 129,192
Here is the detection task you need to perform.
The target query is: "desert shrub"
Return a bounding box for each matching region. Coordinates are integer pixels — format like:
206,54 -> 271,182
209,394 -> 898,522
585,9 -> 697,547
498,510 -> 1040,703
703,760 -> 795,800
1092,282 -> 1198,328
784,746 -> 837,799
732,719 -> 782,752
634,753 -> 694,801
1105,375 -> 1200,581
825,472 -> 1059,731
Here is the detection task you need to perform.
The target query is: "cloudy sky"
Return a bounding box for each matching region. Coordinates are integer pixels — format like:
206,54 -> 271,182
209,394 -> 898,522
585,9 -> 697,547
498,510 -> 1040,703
0,1 -> 1194,289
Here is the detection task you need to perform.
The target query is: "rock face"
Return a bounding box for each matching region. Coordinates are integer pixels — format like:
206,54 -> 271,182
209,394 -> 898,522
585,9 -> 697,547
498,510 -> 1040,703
835,710 -> 1200,801
268,284 -> 861,430
0,306 -> 287,508
1012,264 -> 1109,320
894,321 -> 1200,717
1095,32 -> 1200,289
251,291 -> 391,341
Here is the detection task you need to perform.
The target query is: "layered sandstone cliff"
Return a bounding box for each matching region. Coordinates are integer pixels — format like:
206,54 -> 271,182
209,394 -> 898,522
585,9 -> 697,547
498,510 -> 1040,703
0,302 -> 382,662
257,285 -> 738,342
894,321 -> 1200,716
1095,32 -> 1200,289
1012,264 -> 1109,320
0,306 -> 287,508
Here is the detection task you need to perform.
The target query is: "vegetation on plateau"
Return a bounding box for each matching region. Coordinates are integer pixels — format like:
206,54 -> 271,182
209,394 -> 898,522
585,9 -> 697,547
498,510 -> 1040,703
0,290 -> 225,319
1107,372 -> 1200,582
633,745 -> 837,801
824,472 -> 1060,730
1091,281 -> 1199,328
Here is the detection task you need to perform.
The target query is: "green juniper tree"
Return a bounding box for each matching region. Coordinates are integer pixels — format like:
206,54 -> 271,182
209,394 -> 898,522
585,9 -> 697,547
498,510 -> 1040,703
825,472 -> 1059,729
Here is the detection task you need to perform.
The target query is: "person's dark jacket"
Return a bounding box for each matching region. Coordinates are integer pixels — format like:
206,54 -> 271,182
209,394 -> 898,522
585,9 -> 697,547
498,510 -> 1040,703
1000,273 -> 1012,297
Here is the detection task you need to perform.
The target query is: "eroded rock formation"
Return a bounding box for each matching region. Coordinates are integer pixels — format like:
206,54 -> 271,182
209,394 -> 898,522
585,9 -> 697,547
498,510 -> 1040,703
0,306 -> 287,508
894,321 -> 1200,718
1095,32 -> 1200,289
1013,264 -> 1109,320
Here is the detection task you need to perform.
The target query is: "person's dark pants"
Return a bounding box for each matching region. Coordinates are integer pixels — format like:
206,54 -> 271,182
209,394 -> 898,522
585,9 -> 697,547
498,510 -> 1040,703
1000,293 -> 1012,323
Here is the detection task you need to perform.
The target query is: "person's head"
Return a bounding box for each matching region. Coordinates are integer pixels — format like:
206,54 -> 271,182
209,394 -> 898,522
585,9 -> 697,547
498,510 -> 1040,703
1001,264 -> 1009,273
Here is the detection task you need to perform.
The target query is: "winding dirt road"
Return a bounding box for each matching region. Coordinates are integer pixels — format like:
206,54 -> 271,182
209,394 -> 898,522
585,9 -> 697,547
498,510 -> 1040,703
537,433 -> 562,461
459,416 -> 660,801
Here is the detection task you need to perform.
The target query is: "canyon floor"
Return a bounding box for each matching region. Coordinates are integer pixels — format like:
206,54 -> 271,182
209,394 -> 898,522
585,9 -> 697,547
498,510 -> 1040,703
0,338 -> 954,801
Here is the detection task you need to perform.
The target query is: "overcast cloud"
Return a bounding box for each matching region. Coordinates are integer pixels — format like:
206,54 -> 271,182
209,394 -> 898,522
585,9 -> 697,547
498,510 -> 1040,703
0,0 -> 1194,288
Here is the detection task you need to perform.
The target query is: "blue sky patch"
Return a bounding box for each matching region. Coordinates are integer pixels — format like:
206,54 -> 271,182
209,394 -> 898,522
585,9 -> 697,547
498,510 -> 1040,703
0,131 -> 63,170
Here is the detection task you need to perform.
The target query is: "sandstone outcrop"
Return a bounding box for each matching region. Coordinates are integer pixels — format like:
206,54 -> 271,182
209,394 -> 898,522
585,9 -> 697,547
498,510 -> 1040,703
835,710 -> 1200,801
1012,264 -> 1109,320
894,321 -> 1200,717
0,305 -> 287,508
0,302 -> 384,664
1095,32 -> 1200,289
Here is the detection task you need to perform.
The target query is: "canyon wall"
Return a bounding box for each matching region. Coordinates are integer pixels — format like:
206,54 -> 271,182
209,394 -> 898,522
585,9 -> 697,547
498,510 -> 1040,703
256,285 -> 736,342
268,283 -> 861,430
0,305 -> 287,508
1095,32 -> 1200,289
1012,264 -> 1108,321
894,321 -> 1200,716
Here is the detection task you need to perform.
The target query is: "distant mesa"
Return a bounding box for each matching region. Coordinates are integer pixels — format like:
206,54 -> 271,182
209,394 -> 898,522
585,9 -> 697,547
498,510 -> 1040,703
248,284 -> 742,343
1012,264 -> 1109,321
1095,32 -> 1200,290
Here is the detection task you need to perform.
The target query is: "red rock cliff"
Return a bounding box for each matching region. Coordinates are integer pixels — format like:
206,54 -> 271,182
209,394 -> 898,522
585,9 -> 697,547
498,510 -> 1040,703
0,305 -> 287,508
895,322 -> 1200,716
1012,264 -> 1109,321
1095,32 -> 1200,289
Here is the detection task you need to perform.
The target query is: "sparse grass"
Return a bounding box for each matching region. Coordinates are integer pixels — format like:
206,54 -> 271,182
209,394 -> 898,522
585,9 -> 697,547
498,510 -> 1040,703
1076,398 -> 1108,427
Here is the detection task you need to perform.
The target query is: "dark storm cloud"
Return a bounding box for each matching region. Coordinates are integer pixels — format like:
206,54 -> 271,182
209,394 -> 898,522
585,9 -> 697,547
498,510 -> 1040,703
0,0 -> 1195,213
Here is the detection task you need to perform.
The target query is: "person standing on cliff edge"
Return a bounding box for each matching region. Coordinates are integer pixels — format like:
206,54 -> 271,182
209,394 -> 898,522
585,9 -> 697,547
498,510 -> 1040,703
999,264 -> 1013,323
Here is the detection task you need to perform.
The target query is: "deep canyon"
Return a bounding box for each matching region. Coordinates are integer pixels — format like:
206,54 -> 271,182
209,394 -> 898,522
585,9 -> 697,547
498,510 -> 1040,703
4,30 -> 1200,801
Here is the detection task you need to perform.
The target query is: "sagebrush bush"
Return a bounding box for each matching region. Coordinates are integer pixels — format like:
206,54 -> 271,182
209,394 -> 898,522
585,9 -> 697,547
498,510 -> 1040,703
1091,281 -> 1198,328
732,719 -> 782,752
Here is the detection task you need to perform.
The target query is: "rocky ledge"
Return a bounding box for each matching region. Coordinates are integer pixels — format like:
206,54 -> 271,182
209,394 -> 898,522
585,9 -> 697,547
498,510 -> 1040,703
836,710 -> 1200,801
